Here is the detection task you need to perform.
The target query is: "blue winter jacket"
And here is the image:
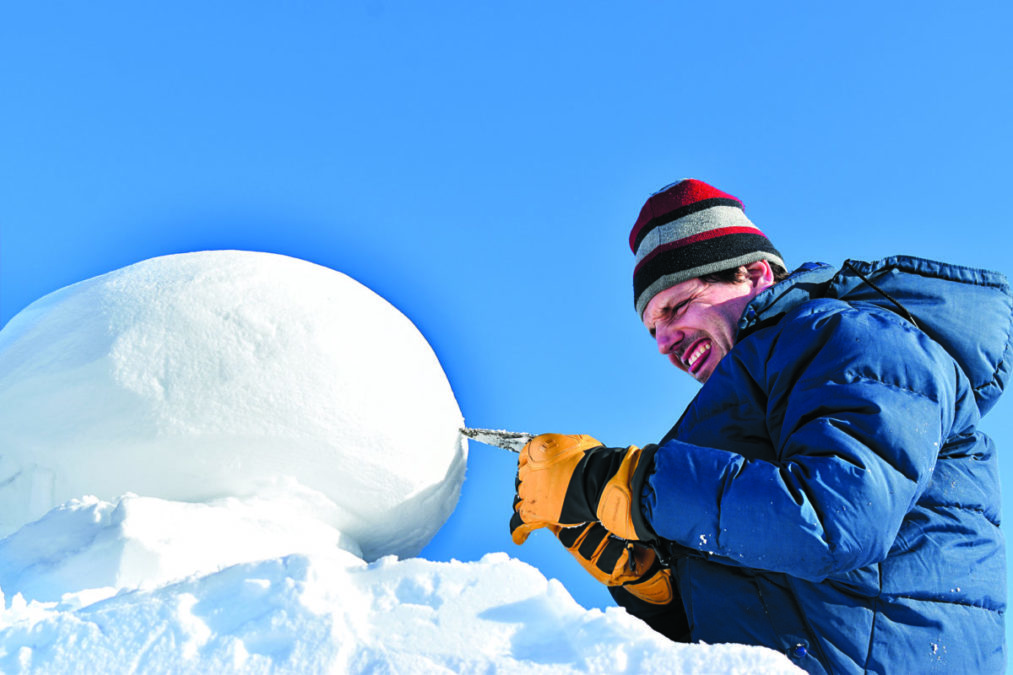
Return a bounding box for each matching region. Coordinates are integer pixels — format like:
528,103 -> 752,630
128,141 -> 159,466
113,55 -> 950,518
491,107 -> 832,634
620,257 -> 1010,673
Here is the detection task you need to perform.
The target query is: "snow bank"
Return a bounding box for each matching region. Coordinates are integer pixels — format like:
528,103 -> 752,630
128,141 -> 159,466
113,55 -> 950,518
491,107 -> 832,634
0,495 -> 802,674
0,251 -> 466,560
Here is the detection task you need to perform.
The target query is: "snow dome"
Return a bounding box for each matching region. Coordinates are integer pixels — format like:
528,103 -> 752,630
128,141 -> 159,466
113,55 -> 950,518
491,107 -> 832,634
0,251 -> 466,560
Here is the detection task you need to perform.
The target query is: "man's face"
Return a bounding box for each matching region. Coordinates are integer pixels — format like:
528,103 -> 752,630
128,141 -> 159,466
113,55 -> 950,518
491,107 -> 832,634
642,271 -> 769,383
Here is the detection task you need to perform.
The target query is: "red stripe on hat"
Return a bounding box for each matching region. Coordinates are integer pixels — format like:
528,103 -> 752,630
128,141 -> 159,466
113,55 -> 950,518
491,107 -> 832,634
629,179 -> 743,252
634,226 -> 762,275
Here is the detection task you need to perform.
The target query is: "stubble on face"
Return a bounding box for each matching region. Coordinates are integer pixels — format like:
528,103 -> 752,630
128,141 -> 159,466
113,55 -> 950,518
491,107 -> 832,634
643,278 -> 760,384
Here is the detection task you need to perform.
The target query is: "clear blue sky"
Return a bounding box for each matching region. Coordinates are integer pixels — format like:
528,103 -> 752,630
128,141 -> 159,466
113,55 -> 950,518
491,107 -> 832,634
3,0 -> 1012,658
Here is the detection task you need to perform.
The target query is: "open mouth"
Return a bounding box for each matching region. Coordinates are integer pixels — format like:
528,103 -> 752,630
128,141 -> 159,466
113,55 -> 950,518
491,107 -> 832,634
684,340 -> 711,375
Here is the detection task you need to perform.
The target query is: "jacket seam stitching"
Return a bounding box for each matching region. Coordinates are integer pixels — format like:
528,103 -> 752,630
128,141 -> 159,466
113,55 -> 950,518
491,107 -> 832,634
879,594 -> 1003,611
843,373 -> 940,403
918,501 -> 1000,526
919,501 -> 988,514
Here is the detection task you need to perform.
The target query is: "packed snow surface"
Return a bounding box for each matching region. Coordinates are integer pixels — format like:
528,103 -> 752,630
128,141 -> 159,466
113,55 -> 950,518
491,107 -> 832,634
0,494 -> 802,674
0,251 -> 466,560
0,252 -> 803,672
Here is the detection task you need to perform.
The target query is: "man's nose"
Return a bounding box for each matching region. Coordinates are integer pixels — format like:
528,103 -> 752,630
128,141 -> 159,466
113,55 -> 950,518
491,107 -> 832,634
656,326 -> 681,355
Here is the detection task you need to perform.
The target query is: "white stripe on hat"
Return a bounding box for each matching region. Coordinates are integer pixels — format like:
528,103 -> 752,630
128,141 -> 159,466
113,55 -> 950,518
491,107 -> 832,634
634,205 -> 760,266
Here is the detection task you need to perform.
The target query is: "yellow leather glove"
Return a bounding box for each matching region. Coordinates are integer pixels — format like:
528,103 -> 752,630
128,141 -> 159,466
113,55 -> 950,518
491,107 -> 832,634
510,433 -> 659,544
552,522 -> 673,605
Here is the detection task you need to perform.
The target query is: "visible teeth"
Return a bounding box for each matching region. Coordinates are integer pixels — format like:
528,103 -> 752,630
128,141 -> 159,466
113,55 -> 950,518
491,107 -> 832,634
687,342 -> 711,368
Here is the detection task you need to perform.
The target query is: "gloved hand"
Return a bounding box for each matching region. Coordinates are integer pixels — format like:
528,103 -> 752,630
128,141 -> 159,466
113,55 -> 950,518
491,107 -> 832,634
551,522 -> 673,605
509,433 -> 658,544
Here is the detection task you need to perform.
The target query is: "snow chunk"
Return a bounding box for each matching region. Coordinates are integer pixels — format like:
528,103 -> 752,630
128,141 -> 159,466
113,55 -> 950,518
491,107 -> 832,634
0,251 -> 466,560
0,489 -> 363,605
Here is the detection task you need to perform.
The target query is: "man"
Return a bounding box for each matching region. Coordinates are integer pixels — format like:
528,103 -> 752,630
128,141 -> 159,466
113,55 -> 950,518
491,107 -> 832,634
510,179 -> 1008,673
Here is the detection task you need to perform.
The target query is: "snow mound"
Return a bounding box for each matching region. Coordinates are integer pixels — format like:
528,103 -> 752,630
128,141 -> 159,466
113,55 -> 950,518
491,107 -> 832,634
0,496 -> 802,674
0,251 -> 466,560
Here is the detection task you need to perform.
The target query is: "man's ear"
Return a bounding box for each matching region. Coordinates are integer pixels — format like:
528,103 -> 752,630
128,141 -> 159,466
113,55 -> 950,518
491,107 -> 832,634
744,260 -> 775,291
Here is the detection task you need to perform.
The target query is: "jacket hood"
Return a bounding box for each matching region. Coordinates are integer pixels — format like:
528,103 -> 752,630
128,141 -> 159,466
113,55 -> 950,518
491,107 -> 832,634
739,256 -> 1013,416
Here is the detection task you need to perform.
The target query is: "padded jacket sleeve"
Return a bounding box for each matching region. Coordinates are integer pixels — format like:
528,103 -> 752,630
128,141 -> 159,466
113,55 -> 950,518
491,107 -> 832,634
642,301 -> 959,582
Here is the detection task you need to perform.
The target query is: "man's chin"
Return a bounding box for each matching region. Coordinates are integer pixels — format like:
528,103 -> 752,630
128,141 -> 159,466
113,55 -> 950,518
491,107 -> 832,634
691,360 -> 719,383
688,359 -> 712,383
671,356 -> 715,383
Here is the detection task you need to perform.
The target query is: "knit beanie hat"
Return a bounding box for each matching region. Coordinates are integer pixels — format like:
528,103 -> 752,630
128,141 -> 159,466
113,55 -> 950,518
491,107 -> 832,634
630,179 -> 786,319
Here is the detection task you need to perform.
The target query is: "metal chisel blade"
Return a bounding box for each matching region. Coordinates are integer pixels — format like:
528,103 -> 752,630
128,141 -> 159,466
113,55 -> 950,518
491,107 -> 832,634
460,427 -> 534,453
